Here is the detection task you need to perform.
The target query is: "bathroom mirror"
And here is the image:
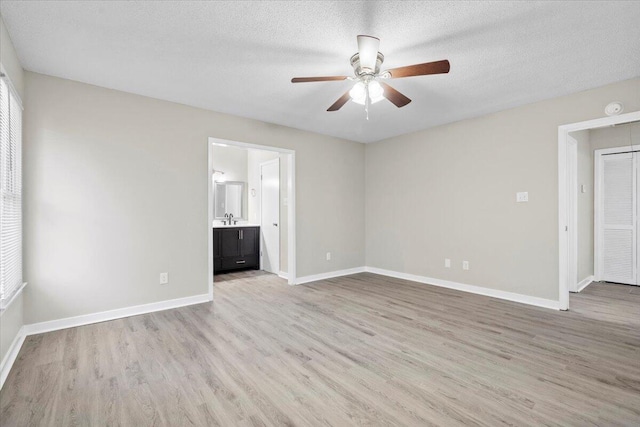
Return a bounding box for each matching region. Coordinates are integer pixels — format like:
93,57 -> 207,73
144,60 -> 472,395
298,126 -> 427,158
214,181 -> 246,220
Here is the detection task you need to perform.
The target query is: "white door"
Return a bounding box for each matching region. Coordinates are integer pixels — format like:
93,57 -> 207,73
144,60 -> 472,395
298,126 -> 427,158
599,152 -> 637,285
260,159 -> 280,274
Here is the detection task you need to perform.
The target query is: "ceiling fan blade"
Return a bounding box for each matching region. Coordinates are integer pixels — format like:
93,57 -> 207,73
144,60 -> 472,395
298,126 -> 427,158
327,90 -> 351,111
387,59 -> 450,79
357,35 -> 380,72
381,82 -> 412,108
291,76 -> 348,83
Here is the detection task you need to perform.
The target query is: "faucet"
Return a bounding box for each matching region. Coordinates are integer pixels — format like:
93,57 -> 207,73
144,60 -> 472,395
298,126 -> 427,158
229,213 -> 235,225
224,213 -> 229,225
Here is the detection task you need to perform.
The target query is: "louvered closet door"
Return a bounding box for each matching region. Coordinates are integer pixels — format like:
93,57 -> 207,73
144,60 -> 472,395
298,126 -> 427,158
601,152 -> 636,285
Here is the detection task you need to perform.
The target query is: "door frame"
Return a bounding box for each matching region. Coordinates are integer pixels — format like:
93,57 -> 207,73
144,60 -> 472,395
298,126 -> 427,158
558,111 -> 640,310
208,137 -> 296,297
567,135 -> 578,292
594,145 -> 640,283
259,158 -> 280,273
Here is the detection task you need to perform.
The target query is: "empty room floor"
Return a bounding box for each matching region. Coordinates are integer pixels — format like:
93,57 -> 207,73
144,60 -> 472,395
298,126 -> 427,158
1,274 -> 639,426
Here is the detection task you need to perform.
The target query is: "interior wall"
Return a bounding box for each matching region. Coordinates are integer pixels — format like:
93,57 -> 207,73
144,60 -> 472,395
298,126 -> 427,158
0,13 -> 24,367
23,71 -> 365,325
365,77 -> 640,301
574,130 -> 593,283
590,121 -> 640,151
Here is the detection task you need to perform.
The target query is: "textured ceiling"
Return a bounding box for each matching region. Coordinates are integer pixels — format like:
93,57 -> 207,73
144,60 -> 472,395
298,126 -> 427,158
2,1 -> 639,143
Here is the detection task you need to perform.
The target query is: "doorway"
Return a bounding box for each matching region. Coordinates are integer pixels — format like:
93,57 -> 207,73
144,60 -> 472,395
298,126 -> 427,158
558,112 -> 640,310
207,138 -> 296,298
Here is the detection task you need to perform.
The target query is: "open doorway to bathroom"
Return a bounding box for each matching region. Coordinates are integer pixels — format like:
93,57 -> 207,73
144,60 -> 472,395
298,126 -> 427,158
207,138 -> 295,293
559,113 -> 639,320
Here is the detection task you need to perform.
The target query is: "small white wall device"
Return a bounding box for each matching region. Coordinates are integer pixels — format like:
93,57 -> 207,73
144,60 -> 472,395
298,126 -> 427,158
604,101 -> 624,116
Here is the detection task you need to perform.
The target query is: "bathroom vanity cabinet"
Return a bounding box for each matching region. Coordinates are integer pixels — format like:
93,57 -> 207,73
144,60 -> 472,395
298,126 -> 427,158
213,226 -> 260,273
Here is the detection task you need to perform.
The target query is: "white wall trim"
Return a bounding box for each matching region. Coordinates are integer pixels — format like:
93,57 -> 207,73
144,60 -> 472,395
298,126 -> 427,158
558,110 -> 640,310
575,275 -> 594,293
0,326 -> 26,389
567,135 -> 578,292
278,271 -> 288,280
23,293 -> 210,336
365,267 -> 562,310
295,267 -> 366,285
207,139 -> 215,301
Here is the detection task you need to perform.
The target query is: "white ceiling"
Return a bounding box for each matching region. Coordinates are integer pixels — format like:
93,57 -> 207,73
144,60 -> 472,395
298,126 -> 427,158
2,1 -> 639,143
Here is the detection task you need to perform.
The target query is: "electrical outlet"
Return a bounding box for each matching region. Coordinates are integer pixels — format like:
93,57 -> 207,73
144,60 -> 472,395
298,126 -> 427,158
462,261 -> 469,271
516,192 -> 528,202
160,272 -> 169,285
445,258 -> 451,268
326,252 -> 331,261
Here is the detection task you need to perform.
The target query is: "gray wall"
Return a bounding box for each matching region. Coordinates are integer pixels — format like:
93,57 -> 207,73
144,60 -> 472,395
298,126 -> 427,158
23,71 -> 366,324
0,14 -> 24,366
365,78 -> 640,301
590,121 -> 640,151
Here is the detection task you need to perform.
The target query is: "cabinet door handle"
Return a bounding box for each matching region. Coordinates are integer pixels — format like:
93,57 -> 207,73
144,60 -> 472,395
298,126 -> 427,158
241,230 -> 243,239
236,260 -> 246,264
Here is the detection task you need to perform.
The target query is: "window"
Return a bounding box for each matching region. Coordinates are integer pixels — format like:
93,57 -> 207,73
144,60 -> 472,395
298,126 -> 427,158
0,73 -> 23,309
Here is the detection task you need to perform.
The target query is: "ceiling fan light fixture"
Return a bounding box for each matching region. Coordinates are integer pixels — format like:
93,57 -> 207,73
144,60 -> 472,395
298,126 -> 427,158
349,81 -> 384,105
368,81 -> 384,100
291,35 -> 450,113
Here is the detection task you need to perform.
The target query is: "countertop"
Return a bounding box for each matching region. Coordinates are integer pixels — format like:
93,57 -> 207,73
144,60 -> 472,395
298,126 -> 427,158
213,223 -> 260,229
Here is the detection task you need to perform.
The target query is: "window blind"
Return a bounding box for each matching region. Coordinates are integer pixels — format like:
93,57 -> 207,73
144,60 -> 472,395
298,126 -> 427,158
0,76 -> 23,308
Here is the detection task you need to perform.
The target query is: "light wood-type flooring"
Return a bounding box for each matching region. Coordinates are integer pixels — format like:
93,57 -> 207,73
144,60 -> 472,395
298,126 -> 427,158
1,272 -> 639,426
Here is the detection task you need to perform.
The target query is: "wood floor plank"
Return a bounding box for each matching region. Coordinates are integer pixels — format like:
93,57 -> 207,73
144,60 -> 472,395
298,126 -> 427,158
1,272 -> 639,426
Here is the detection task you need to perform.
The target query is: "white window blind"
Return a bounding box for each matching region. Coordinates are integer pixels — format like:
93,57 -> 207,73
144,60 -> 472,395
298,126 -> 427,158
0,75 -> 23,308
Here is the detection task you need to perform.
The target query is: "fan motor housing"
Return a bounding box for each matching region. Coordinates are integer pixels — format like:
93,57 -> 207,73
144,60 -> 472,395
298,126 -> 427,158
350,52 -> 385,76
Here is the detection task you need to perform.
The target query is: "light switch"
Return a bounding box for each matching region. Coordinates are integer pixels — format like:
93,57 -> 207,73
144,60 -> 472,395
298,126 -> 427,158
516,192 -> 528,202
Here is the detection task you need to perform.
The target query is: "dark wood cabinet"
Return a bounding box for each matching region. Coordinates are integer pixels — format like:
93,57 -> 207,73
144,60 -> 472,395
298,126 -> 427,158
213,226 -> 260,273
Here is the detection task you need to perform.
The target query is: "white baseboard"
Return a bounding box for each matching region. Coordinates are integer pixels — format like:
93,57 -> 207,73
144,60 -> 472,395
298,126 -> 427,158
295,267 -> 366,285
575,275 -> 594,293
23,293 -> 211,336
365,267 -> 562,310
278,271 -> 288,280
0,326 -> 26,390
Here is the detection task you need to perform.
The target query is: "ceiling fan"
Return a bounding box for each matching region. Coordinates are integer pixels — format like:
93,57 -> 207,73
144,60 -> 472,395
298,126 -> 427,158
291,35 -> 450,118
